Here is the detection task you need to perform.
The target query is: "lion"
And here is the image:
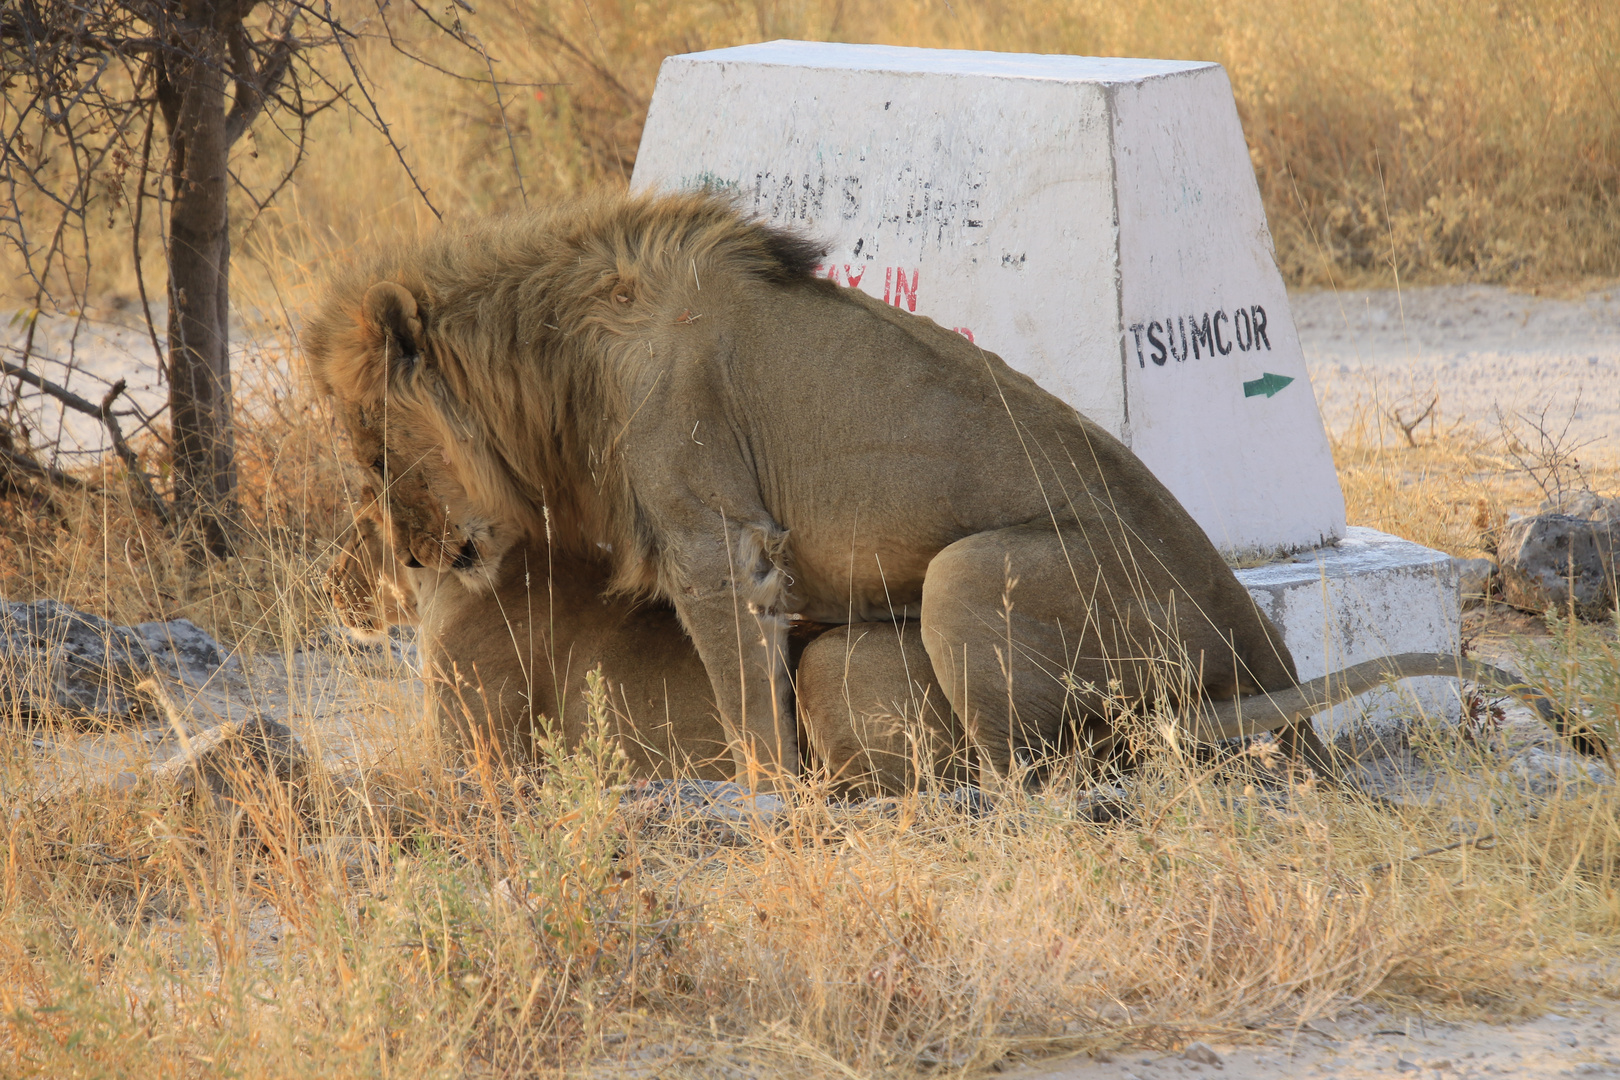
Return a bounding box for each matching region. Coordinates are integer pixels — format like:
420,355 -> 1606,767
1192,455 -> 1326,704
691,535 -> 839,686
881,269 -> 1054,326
793,620 -> 974,796
327,511 -> 731,777
328,510 -> 973,791
328,510 -> 418,639
328,506 -> 1608,792
308,191 -> 1606,787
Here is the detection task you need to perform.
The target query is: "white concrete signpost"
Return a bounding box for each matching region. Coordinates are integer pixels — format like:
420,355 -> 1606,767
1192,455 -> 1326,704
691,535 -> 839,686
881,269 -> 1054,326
633,41 -> 1461,740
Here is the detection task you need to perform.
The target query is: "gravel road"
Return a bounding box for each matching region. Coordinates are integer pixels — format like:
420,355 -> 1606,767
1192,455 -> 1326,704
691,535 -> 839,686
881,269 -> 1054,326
1296,284 -> 1620,458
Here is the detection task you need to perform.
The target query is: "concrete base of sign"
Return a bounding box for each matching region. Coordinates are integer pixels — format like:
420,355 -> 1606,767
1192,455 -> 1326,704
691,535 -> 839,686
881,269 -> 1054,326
1235,527 -> 1462,751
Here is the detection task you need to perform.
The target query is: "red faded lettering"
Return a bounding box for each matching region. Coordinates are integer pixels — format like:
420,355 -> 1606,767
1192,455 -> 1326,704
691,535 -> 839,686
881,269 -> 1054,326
883,266 -> 892,305
953,327 -> 975,343
892,267 -> 919,311
817,264 -> 868,288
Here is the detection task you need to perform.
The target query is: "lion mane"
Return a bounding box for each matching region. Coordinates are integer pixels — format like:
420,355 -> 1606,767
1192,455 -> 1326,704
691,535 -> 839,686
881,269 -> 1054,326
306,191 -> 824,598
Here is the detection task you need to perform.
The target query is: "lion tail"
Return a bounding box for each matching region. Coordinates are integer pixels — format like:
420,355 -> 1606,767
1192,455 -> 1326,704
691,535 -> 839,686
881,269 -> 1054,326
1190,652 -> 1610,762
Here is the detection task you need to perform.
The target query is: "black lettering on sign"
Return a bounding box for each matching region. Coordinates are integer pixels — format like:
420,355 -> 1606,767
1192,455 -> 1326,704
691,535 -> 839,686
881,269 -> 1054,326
1189,313 -> 1214,359
1131,302 -> 1275,368
745,165 -> 984,247
1213,310 -> 1233,355
1169,316 -> 1189,362
841,177 -> 862,220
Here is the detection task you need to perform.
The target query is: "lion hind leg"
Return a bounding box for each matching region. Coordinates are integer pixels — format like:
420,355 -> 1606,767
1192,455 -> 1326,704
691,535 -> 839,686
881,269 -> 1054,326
797,621 -> 967,797
921,524 -> 1132,779
919,521 -> 1267,780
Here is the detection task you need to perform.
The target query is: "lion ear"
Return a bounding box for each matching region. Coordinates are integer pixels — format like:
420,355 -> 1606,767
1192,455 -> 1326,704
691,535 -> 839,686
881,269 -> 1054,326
361,282 -> 426,372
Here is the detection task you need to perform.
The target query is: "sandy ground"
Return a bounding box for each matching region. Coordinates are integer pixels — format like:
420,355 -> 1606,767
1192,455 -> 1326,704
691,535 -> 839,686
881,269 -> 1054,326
1011,997 -> 1620,1080
1295,284 -> 1620,459
24,640 -> 422,802
0,307 -> 293,463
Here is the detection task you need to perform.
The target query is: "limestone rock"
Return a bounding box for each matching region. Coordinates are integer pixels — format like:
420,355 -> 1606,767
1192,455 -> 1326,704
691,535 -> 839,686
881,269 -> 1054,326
1541,490 -> 1620,524
0,599 -> 235,723
1497,512 -> 1617,620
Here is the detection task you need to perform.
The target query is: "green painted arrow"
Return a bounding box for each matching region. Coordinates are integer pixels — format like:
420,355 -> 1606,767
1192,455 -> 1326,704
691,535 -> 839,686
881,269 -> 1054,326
1243,372 -> 1295,399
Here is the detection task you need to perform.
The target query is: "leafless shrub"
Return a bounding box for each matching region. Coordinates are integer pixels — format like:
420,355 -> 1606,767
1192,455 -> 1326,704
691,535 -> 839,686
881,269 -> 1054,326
1494,395 -> 1599,512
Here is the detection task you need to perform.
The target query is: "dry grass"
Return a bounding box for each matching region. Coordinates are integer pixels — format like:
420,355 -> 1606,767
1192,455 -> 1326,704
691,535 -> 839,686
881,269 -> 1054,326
6,689 -> 1620,1076
6,0 -> 1619,316
6,712 -> 1620,1077
1327,390 -> 1620,559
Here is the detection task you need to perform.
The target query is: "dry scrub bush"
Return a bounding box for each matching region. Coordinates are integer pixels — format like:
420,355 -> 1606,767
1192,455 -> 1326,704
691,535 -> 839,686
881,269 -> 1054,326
262,0 -> 1620,299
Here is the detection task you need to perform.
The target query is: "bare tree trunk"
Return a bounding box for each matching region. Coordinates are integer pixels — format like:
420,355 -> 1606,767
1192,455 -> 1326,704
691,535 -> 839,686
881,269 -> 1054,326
159,4 -> 240,557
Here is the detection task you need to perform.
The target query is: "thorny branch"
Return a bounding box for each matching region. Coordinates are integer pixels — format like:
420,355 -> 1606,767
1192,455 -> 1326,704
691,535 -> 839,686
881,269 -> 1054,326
0,356 -> 167,519
0,444 -> 86,491
1387,394 -> 1437,448
1494,394 -> 1600,511
101,378 -> 172,526
2,0 -> 547,531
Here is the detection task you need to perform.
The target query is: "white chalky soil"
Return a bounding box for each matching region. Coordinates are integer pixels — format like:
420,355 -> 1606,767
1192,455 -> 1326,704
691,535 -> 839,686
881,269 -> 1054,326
1296,284 -> 1620,458
1013,998 -> 1620,1080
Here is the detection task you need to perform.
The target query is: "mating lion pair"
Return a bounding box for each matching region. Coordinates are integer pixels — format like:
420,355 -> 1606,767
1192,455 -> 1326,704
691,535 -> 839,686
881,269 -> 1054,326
309,190 -> 1600,791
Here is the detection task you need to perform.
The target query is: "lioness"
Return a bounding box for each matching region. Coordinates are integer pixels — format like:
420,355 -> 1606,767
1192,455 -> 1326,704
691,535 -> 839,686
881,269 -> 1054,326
329,513 -> 970,790
308,192 -> 1603,786
328,514 -> 731,777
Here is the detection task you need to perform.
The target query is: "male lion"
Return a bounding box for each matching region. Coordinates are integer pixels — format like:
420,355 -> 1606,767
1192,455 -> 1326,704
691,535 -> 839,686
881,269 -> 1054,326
308,191 -> 1603,787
